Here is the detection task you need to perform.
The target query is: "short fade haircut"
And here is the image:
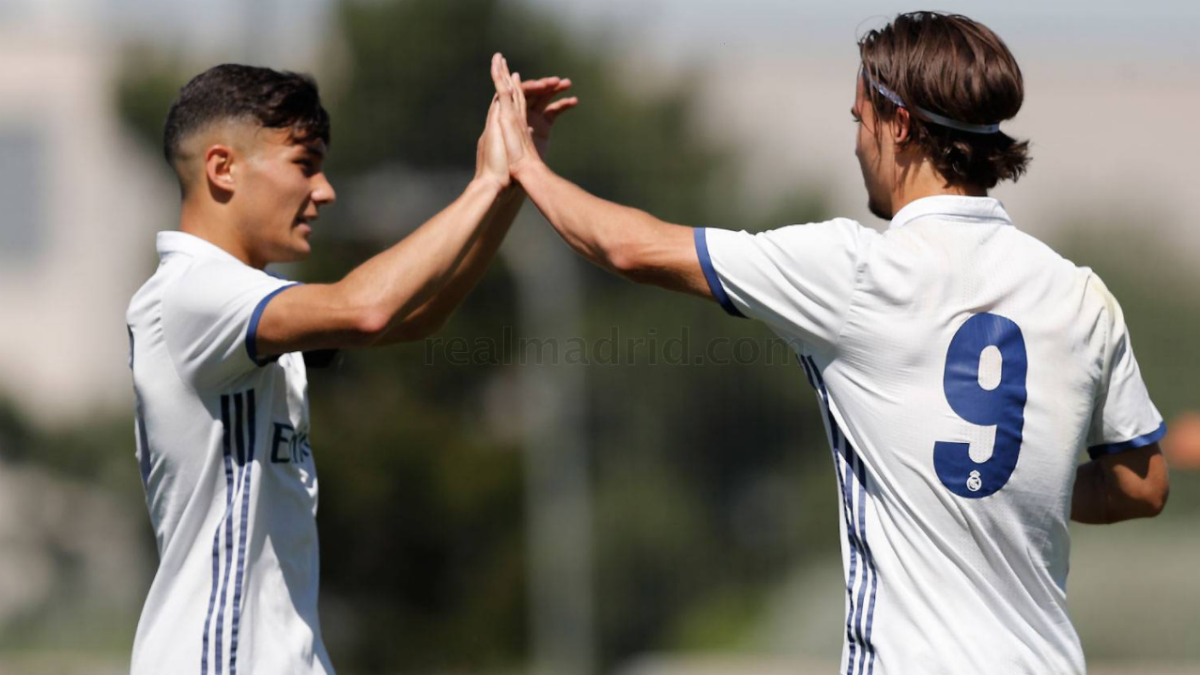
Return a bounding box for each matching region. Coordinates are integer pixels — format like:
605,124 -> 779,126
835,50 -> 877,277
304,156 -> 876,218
163,64 -> 331,167
859,12 -> 1030,189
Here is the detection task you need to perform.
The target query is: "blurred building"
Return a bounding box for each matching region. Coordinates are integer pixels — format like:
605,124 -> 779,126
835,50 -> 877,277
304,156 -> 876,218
0,2 -> 173,424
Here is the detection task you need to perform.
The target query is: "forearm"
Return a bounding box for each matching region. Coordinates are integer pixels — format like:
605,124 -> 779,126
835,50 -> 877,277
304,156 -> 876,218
382,187 -> 525,341
515,162 -> 672,276
335,177 -> 505,338
1071,448 -> 1169,524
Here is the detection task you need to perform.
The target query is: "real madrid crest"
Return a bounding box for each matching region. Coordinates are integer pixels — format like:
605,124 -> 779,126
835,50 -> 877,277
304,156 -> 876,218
966,470 -> 983,493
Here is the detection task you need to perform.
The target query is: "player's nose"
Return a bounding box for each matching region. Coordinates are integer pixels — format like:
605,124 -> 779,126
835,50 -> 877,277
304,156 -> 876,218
312,173 -> 336,206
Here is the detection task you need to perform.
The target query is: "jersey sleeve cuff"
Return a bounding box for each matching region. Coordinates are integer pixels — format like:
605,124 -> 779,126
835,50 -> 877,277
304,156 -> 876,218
1087,421 -> 1167,460
245,283 -> 301,366
694,228 -> 746,319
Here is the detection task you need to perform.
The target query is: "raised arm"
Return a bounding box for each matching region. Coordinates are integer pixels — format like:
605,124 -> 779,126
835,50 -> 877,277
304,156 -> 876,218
1071,444 -> 1169,524
254,98 -> 508,356
490,53 -> 714,300
254,75 -> 579,356
387,77 -> 578,340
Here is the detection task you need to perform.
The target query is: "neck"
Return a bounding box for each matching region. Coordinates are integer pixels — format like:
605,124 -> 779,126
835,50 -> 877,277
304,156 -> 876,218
890,157 -> 985,217
179,199 -> 258,268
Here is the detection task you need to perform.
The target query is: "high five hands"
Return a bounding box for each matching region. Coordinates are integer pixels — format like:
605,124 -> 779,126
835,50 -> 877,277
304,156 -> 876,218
476,54 -> 577,192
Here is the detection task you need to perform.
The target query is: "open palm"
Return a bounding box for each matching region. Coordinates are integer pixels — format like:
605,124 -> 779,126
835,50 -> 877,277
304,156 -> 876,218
521,75 -> 578,158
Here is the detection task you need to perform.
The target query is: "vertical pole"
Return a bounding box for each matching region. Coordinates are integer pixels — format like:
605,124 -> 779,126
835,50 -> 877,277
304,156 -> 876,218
505,213 -> 594,675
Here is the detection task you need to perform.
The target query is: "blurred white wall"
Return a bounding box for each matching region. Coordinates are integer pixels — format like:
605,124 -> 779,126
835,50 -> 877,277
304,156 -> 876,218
699,57 -> 1200,256
0,15 -> 172,424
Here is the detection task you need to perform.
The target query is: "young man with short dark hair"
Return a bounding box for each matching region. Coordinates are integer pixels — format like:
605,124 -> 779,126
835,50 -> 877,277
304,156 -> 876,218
126,63 -> 575,674
490,12 -> 1168,674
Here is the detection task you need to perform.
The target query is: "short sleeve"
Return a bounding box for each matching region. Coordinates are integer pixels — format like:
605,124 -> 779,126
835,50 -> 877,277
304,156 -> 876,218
163,259 -> 299,390
1085,278 -> 1165,460
696,219 -> 875,350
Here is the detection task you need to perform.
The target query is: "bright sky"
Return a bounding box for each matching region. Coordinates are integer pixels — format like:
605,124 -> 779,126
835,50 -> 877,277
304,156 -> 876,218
55,0 -> 1197,72
526,0 -> 1200,66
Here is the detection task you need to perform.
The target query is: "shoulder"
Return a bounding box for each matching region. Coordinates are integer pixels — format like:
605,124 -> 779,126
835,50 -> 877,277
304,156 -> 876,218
771,217 -> 876,241
163,256 -> 277,319
717,217 -> 878,257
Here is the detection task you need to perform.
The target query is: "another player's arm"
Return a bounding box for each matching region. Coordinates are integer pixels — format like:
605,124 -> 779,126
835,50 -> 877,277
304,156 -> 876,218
387,77 -> 577,341
490,54 -> 714,299
1071,443 -> 1169,524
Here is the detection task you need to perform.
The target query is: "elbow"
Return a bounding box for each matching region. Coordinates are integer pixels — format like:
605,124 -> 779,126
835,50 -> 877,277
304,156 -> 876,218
348,307 -> 392,347
353,306 -> 448,345
1121,474 -> 1170,522
1141,454 -> 1171,518
1143,476 -> 1169,518
605,240 -> 647,281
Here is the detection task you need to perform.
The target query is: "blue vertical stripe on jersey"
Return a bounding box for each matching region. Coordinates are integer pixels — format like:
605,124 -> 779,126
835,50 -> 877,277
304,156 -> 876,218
837,443 -> 861,675
213,392 -> 245,675
203,395 -> 236,675
849,445 -> 878,675
807,356 -> 861,674
799,354 -> 817,390
229,390 -> 256,675
806,356 -> 880,675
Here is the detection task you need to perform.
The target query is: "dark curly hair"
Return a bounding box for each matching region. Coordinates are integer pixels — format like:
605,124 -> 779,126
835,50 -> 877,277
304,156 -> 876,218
163,64 -> 330,168
859,12 -> 1030,189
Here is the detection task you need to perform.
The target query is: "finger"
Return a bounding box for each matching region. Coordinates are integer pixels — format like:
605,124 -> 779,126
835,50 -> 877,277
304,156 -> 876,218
511,72 -> 528,120
523,80 -> 555,111
490,54 -> 510,96
522,76 -> 560,94
495,76 -> 531,149
526,78 -> 562,110
501,56 -> 513,86
492,62 -> 522,128
544,97 -> 580,123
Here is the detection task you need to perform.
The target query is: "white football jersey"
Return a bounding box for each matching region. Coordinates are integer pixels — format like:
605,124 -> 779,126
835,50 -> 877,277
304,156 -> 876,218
697,196 -> 1163,675
126,232 -> 333,675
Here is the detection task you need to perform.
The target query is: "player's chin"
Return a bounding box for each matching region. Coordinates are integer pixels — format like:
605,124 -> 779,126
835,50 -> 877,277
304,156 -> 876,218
292,223 -> 314,249
274,227 -> 313,262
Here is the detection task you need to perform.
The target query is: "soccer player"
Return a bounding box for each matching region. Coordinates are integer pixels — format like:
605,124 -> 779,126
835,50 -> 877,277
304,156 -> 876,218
125,64 -> 575,674
489,11 -> 1168,675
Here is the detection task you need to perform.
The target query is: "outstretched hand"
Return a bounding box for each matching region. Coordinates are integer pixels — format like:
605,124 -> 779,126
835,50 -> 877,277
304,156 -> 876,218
490,53 -> 576,179
521,73 -> 578,158
474,97 -> 510,192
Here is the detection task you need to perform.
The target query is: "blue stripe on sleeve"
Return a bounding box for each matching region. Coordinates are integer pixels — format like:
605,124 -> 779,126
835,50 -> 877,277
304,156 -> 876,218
1087,422 -> 1167,460
694,228 -> 746,319
245,283 -> 301,366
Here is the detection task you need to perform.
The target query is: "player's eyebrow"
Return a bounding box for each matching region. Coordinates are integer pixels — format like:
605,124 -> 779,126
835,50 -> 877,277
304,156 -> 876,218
299,143 -> 326,160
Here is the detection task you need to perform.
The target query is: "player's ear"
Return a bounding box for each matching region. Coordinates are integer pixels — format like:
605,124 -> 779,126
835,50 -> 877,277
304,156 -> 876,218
893,107 -> 911,144
204,144 -> 237,196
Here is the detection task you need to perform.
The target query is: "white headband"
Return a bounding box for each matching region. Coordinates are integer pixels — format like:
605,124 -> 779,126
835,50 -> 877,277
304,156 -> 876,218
862,69 -> 1002,135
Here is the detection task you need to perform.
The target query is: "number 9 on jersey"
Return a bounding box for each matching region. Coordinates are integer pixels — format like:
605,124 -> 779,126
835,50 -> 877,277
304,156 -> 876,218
934,312 -> 1028,499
